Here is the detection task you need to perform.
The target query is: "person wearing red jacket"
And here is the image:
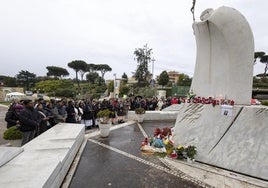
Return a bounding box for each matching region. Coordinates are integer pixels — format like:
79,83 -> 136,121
171,97 -> 178,105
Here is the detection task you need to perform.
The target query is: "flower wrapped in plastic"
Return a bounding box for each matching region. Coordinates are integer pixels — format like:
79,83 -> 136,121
175,145 -> 185,160
163,138 -> 174,155
152,137 -> 164,148
140,127 -> 197,160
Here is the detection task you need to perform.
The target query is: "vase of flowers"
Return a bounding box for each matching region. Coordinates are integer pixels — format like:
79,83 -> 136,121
135,107 -> 145,123
97,109 -> 113,137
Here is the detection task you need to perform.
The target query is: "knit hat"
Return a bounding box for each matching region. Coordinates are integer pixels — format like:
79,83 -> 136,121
14,104 -> 23,110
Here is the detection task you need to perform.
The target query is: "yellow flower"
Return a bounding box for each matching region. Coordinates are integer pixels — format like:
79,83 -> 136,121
177,145 -> 183,149
163,139 -> 169,145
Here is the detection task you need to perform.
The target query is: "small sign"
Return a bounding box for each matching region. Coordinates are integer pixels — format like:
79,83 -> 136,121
221,105 -> 233,116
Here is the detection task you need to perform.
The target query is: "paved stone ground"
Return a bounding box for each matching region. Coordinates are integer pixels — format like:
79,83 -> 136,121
69,120 -> 210,188
0,106 -> 209,187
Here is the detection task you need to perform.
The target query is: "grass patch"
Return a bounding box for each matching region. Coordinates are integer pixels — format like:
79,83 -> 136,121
0,102 -> 11,106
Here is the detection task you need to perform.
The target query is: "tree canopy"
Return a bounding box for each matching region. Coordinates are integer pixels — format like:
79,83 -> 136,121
46,66 -> 69,78
254,52 -> 265,65
35,79 -> 75,98
107,80 -> 114,95
158,71 -> 169,86
260,55 -> 268,76
177,73 -> 192,86
87,63 -> 97,72
134,44 -> 153,87
94,64 -> 112,78
0,76 -> 17,87
86,72 -> 99,84
16,70 -> 36,90
68,60 -> 88,88
119,85 -> 130,97
121,72 -> 128,85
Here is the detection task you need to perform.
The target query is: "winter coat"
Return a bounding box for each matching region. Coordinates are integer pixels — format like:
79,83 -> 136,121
5,110 -> 20,128
19,107 -> 40,132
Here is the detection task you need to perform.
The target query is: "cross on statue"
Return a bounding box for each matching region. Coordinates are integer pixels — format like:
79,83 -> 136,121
190,0 -> 196,22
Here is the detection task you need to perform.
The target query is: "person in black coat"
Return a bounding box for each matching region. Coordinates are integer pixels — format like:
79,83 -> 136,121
81,101 -> 94,129
5,103 -> 23,128
19,99 -> 40,146
65,100 -> 76,123
116,100 -> 125,123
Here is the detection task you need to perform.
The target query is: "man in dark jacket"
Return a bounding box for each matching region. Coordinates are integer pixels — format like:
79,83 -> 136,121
19,99 -> 40,146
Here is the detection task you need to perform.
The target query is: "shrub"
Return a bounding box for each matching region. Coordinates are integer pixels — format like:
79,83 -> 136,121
261,100 -> 268,106
3,126 -> 22,140
135,107 -> 146,114
97,109 -> 113,124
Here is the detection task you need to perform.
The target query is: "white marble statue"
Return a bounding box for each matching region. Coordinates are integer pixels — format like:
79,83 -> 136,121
190,6 -> 254,105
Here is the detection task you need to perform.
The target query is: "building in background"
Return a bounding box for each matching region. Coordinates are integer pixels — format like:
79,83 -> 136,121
167,71 -> 180,85
0,87 -> 25,102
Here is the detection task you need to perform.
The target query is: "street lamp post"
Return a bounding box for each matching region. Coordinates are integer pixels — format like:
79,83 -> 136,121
150,58 -> 156,87
151,58 -> 155,79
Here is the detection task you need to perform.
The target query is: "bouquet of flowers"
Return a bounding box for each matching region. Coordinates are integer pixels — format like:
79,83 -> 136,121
141,127 -> 197,161
175,145 -> 185,160
175,145 -> 197,160
185,145 -> 197,160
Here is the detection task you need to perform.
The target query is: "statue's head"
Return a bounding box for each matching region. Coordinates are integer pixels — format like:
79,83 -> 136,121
200,8 -> 214,21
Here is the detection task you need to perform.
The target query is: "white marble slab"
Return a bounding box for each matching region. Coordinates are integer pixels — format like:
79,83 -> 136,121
0,147 -> 24,167
128,110 -> 178,121
173,104 -> 268,180
206,106 -> 268,180
0,123 -> 85,188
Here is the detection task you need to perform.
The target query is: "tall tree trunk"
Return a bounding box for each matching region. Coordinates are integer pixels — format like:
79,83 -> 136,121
76,71 -> 80,89
264,63 -> 268,77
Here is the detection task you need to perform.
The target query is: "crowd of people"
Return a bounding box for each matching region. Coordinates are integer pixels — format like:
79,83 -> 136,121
4,96 -> 181,146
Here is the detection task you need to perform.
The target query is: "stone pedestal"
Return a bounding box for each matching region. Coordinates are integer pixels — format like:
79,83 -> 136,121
173,103 -> 268,180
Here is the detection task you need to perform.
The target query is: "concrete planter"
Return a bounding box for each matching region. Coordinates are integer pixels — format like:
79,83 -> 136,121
136,114 -> 145,123
99,123 -> 111,137
6,139 -> 22,147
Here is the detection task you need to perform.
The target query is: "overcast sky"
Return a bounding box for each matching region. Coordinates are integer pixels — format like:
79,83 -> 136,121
0,0 -> 266,80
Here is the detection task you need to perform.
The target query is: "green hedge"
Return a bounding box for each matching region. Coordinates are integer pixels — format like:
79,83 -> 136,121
3,126 -> 22,140
261,100 -> 268,106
